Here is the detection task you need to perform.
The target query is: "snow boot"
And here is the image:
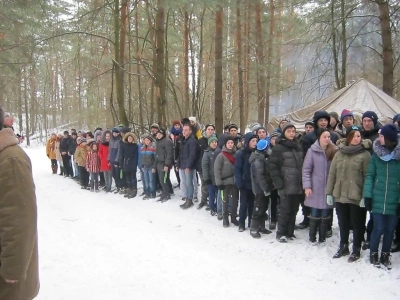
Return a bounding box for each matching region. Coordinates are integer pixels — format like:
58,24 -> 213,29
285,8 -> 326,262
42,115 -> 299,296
308,217 -> 319,244
161,194 -> 171,203
128,188 -> 137,199
124,188 -> 133,198
348,247 -> 361,263
197,200 -> 207,210
277,235 -> 287,243
223,216 -> 229,228
296,216 -> 309,229
143,194 -> 150,200
180,199 -> 193,209
250,230 -> 261,238
238,222 -> 245,232
231,216 -> 239,226
380,252 -> 392,270
59,166 -> 64,176
370,252 -> 380,267
362,241 -> 370,251
333,243 -> 350,259
90,181 -> 94,192
52,165 -> 58,174
259,218 -> 272,234
211,209 -> 217,217
95,182 -> 100,193
217,213 -> 223,220
250,219 -> 261,238
319,217 -> 330,243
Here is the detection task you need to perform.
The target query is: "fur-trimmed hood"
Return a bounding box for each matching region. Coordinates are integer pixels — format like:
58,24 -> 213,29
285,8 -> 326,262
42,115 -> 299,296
101,129 -> 112,144
373,138 -> 400,160
122,132 -> 138,143
337,138 -> 372,150
0,128 -> 19,152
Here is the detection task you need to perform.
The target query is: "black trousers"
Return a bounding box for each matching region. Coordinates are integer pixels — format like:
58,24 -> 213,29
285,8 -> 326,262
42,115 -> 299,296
61,154 -> 73,177
79,166 -> 89,187
199,173 -> 209,203
157,164 -> 173,195
277,194 -> 301,238
268,189 -> 279,223
251,194 -> 268,230
222,184 -> 239,218
336,202 -> 366,248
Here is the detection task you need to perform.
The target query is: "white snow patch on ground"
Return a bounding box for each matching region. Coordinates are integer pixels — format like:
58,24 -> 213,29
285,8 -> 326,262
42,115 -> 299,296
27,147 -> 399,300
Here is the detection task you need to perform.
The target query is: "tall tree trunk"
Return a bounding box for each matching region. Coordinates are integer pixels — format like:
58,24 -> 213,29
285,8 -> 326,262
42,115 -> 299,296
331,0 -> 340,90
184,7 -> 190,116
155,0 -> 166,126
23,66 -> 30,146
196,7 -> 206,121
236,0 -> 245,133
215,6 -> 224,133
265,0 -> 274,124
377,0 -> 394,96
135,7 -> 144,132
340,0 -> 346,88
243,2 -> 251,123
255,1 -> 266,125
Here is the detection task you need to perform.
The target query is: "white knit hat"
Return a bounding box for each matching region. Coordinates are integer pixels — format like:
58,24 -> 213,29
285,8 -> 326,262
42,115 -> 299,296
189,116 -> 196,122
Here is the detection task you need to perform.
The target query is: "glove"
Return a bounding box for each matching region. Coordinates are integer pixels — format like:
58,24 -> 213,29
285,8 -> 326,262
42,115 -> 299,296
203,179 -> 212,185
217,185 -> 225,191
326,195 -> 334,206
364,198 -> 372,211
397,204 -> 400,217
359,197 -> 365,208
277,190 -> 285,198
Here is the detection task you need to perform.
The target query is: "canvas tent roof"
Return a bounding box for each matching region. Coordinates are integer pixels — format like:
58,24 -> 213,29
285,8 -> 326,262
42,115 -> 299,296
267,79 -> 400,132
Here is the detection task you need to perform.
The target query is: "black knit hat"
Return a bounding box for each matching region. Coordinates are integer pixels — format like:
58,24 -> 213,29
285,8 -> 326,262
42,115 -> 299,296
281,123 -> 296,136
305,120 -> 314,127
224,136 -> 234,146
380,124 -> 398,143
345,125 -> 361,137
157,127 -> 167,137
119,127 -> 131,134
362,111 -> 378,126
313,110 -> 331,127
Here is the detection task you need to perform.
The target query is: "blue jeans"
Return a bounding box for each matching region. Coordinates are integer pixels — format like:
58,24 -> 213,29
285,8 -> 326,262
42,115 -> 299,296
142,167 -> 156,195
208,185 -> 218,211
370,213 -> 399,253
217,190 -> 223,214
180,169 -> 195,200
112,165 -> 123,189
239,188 -> 255,227
310,208 -> 330,218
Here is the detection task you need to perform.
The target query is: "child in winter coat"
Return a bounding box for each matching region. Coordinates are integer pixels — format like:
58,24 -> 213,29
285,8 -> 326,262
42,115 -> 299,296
86,141 -> 101,192
326,126 -> 371,262
202,136 -> 218,216
214,136 -> 238,227
46,133 -> 58,174
249,139 -> 273,238
302,129 -> 337,244
119,132 -> 139,199
363,124 -> 400,269
141,135 -> 157,199
75,138 -> 89,189
99,130 -> 112,192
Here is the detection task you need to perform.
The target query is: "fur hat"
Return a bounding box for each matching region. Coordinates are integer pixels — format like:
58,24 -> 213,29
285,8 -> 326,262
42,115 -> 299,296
313,111 -> 331,127
380,124 -> 398,143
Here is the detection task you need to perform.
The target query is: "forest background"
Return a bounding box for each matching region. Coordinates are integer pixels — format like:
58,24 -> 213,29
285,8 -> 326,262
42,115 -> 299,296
0,0 -> 399,145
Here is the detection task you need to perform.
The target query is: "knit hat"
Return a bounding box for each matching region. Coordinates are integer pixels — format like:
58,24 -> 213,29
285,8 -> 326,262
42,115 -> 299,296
313,110 -> 331,127
118,124 -> 125,128
63,130 -> 69,135
251,123 -> 262,132
181,118 -> 191,125
362,111 -> 378,126
228,124 -> 238,131
157,127 -> 167,137
224,136 -> 234,146
143,134 -> 154,142
380,124 -> 398,143
270,131 -> 280,139
189,116 -> 196,123
80,138 -> 87,143
172,119 -> 181,126
208,136 -> 218,145
345,125 -> 361,137
281,123 -> 296,136
340,109 -> 354,123
393,114 -> 400,124
112,127 -> 119,133
256,126 -> 267,134
305,120 -> 314,127
224,124 -> 231,131
279,116 -> 290,124
329,112 -> 339,122
257,139 -> 270,152
151,123 -> 160,129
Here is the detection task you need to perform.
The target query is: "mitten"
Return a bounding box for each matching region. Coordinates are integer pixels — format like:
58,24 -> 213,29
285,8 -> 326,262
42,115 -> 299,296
326,195 -> 334,206
359,198 -> 365,208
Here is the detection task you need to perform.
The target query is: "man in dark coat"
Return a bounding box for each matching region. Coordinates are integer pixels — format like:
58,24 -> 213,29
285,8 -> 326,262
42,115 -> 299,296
60,130 -> 74,177
0,105 -> 40,300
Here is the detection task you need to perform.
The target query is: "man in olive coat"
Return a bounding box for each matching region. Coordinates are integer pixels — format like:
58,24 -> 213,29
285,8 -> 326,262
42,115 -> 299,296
0,105 -> 39,300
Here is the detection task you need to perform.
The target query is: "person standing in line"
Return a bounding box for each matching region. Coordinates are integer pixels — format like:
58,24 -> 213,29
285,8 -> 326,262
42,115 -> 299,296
302,129 -> 337,245
141,135 -> 157,199
109,127 -> 122,193
202,136 -> 219,216
99,130 -> 113,193
170,120 -> 183,188
0,105 -> 40,300
86,141 -> 101,193
363,124 -> 400,269
75,138 -> 89,189
119,132 -> 139,199
46,133 -> 58,174
326,126 -> 371,262
60,130 -> 73,177
268,123 -> 304,243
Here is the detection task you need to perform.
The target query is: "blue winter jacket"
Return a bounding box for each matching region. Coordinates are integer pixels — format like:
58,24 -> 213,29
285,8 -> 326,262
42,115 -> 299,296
108,134 -> 121,163
234,132 -> 256,190
178,135 -> 198,169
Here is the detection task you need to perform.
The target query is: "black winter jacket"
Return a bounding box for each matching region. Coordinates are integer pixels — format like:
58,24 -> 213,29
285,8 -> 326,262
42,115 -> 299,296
178,135 -> 198,170
201,147 -> 218,185
268,138 -> 303,195
60,136 -> 73,154
154,136 -> 174,168
118,133 -> 138,172
250,151 -> 272,195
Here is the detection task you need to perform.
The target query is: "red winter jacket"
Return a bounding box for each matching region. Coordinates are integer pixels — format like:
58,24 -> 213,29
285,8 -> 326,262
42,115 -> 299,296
99,142 -> 111,171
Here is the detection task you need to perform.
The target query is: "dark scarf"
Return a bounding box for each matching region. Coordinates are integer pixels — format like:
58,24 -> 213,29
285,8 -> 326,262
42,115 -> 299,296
222,151 -> 236,165
340,144 -> 365,155
279,138 -> 298,149
170,126 -> 183,136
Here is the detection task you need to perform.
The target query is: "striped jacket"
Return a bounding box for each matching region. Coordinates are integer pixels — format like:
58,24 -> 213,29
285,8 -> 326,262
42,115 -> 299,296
141,142 -> 156,168
85,149 -> 101,173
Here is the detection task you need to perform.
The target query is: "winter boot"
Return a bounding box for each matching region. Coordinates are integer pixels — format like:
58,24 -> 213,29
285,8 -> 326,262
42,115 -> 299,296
217,213 -> 223,221
308,217 -> 320,244
180,199 -> 193,210
259,218 -> 272,234
95,182 -> 100,193
296,216 -> 309,229
124,188 -> 133,198
250,219 -> 261,238
161,194 -> 171,203
143,194 -> 150,200
197,200 -> 207,210
380,252 -> 392,270
223,216 -> 229,228
319,217 -> 330,243
211,209 -> 217,217
277,235 -> 287,243
128,188 -> 137,199
370,252 -> 380,267
90,180 -> 94,192
348,247 -> 361,263
333,243 -> 350,259
59,166 -> 64,176
269,222 -> 276,230
238,222 -> 245,232
231,216 -> 239,226
362,241 -> 370,251
52,165 -> 58,174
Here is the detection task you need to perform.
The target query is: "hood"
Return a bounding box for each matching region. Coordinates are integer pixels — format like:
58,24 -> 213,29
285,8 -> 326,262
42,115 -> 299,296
310,140 -> 326,153
0,128 -> 19,152
249,151 -> 265,164
217,134 -> 231,149
221,145 -> 236,154
94,130 -> 102,141
244,132 -> 257,149
122,132 -> 138,144
373,138 -> 400,160
101,129 -> 112,144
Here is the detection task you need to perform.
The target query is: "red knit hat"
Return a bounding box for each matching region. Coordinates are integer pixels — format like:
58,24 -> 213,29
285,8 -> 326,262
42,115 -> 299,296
172,119 -> 181,126
340,109 -> 354,122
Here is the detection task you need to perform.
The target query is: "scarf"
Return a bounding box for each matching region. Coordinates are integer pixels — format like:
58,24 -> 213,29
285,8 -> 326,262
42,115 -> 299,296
170,126 -> 182,136
222,151 -> 236,165
340,144 -> 365,155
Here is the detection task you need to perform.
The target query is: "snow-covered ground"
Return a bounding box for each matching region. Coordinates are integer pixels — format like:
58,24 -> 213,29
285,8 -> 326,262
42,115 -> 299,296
26,147 -> 400,300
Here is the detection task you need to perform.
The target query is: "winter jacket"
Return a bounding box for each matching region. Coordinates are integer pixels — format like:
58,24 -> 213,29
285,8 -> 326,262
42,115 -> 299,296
141,141 -> 156,168
154,136 -> 174,168
302,130 -> 338,156
198,135 -> 215,173
46,137 -> 57,160
326,139 -> 371,205
202,147 -> 218,185
361,125 -> 380,155
55,139 -> 62,162
108,134 -> 121,164
69,138 -> 78,155
363,140 -> 400,216
0,128 -> 39,300
86,149 -> 101,173
170,125 -> 182,163
302,140 -> 336,209
335,123 -> 347,139
250,151 -> 272,195
214,146 -> 237,186
268,138 -> 304,195
119,132 -> 139,172
60,135 -> 73,154
98,130 -> 111,171
177,134 -> 198,170
75,144 -> 88,167
234,132 -> 256,190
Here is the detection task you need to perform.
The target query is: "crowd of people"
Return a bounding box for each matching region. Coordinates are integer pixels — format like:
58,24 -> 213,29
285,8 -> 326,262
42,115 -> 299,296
46,111 -> 400,270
